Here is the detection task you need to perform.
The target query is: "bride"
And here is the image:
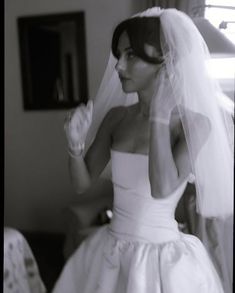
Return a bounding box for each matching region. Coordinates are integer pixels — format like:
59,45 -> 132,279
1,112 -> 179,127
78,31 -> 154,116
52,7 -> 233,293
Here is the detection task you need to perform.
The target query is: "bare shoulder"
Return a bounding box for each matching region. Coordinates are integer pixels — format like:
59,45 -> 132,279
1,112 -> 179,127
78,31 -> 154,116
186,109 -> 211,136
171,107 -> 211,139
172,108 -> 212,149
178,109 -> 211,158
101,106 -> 128,133
106,106 -> 127,120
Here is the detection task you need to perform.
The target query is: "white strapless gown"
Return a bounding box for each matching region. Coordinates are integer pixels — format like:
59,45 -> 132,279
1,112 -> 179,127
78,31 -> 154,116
52,150 -> 224,293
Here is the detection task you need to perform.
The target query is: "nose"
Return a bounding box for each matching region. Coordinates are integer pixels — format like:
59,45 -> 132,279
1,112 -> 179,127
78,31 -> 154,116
115,55 -> 126,74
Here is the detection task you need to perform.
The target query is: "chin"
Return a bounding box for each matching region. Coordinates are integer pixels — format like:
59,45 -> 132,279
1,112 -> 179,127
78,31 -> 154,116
121,84 -> 136,94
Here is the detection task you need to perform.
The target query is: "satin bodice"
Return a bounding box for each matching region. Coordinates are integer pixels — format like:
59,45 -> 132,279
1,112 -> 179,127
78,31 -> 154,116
52,149 -> 224,293
109,150 -> 194,244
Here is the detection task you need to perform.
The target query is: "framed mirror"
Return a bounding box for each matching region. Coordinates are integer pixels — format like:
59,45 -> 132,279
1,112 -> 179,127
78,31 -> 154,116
17,11 -> 88,110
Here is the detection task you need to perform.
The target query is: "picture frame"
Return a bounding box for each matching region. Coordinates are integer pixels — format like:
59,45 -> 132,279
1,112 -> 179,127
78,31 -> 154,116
17,11 -> 88,110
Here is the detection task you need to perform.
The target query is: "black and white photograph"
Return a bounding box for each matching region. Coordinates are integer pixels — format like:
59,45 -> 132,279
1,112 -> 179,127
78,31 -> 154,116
4,0 -> 234,292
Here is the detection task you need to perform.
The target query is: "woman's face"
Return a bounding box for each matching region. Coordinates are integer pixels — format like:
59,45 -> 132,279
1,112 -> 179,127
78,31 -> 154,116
115,31 -> 161,94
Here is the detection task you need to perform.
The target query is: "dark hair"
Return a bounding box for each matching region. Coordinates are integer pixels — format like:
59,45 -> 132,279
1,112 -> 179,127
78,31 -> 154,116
111,17 -> 164,64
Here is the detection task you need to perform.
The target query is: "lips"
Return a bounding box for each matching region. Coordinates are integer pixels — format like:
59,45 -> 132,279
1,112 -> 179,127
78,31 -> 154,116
119,75 -> 131,82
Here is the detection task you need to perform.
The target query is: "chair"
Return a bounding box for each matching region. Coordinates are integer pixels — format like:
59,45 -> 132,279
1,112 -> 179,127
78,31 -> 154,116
63,178 -> 113,259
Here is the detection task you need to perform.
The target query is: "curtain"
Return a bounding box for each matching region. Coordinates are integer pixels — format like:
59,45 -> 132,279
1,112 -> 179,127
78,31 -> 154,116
148,0 -> 205,16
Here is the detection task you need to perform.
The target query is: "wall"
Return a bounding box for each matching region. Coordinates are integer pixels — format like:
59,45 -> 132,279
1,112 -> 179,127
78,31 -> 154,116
4,0 -> 147,233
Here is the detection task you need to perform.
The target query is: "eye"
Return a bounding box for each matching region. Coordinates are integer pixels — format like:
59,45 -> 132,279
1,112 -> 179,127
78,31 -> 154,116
126,49 -> 136,59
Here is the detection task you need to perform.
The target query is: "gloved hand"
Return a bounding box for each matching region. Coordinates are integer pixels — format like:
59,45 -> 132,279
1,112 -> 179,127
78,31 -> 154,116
64,100 -> 93,156
149,67 -> 177,125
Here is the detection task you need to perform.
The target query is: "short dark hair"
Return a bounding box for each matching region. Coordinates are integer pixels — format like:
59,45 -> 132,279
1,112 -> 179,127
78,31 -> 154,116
111,17 -> 164,64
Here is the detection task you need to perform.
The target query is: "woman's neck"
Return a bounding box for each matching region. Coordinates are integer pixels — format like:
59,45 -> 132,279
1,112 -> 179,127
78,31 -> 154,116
135,74 -> 159,118
136,89 -> 154,118
136,99 -> 150,118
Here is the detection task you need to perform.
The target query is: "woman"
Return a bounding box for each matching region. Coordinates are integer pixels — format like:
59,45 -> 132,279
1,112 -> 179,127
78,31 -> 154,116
52,7 -> 233,293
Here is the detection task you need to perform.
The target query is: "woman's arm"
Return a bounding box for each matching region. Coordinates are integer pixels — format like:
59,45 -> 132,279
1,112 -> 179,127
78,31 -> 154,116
68,154 -> 92,194
149,112 -> 210,198
68,107 -> 124,194
149,121 -> 180,198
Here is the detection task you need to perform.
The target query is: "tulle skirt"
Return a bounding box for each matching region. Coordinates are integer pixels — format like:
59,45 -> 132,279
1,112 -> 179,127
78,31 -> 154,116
52,225 -> 224,293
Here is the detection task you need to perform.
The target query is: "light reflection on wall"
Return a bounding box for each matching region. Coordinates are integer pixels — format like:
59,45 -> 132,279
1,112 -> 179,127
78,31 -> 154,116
206,57 -> 235,101
204,1 -> 235,101
205,0 -> 235,44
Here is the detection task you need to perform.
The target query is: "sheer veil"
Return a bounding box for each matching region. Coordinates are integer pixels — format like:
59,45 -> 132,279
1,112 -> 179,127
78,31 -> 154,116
159,9 -> 234,219
85,7 -> 234,219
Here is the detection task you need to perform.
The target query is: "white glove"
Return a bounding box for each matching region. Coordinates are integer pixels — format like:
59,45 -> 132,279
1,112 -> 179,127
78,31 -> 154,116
149,68 -> 177,125
64,100 -> 93,156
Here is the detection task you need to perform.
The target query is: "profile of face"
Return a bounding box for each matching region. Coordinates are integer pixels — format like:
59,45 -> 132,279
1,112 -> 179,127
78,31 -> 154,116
115,31 -> 162,94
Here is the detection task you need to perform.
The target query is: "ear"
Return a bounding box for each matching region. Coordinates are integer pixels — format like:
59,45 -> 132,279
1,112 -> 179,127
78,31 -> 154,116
144,43 -> 160,58
144,43 -> 163,74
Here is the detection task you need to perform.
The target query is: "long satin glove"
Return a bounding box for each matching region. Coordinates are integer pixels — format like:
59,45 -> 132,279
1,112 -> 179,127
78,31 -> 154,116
64,100 -> 93,156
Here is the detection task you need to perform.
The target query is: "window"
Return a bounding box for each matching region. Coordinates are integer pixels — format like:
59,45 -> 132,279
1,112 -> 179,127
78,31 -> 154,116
204,0 -> 235,100
205,0 -> 235,44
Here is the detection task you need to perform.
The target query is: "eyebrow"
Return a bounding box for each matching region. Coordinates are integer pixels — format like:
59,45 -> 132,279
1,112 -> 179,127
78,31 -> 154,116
124,47 -> 132,51
116,46 -> 133,55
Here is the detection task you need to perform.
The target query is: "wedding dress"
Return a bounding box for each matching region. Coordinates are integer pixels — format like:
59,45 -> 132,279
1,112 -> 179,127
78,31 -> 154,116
52,150 -> 224,293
